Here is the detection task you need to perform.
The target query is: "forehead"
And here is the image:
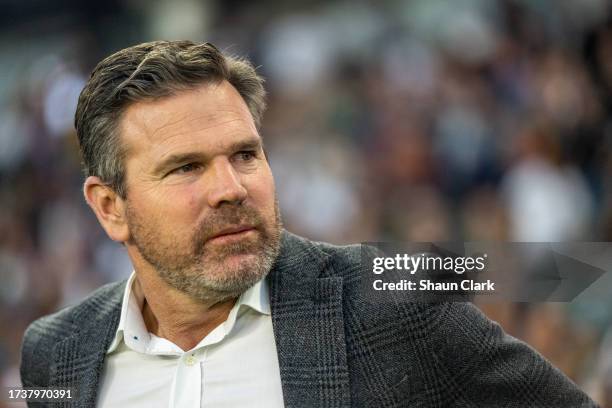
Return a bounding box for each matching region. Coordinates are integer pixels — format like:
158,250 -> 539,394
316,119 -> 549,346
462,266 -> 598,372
118,80 -> 259,160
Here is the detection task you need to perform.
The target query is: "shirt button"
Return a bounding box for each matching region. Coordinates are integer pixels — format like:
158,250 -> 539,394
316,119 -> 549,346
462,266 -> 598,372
185,356 -> 196,366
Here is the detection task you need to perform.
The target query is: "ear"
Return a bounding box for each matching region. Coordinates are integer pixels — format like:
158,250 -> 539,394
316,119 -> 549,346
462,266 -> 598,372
83,176 -> 130,243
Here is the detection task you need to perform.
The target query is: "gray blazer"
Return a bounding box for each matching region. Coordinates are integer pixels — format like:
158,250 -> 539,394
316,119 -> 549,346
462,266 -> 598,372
21,230 -> 598,407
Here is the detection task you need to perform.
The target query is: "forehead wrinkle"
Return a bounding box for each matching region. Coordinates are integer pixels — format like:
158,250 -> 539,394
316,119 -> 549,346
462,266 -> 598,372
181,107 -> 253,131
119,80 -> 259,167
151,121 -> 260,166
146,110 -> 193,142
119,101 -> 187,151
154,115 -> 255,148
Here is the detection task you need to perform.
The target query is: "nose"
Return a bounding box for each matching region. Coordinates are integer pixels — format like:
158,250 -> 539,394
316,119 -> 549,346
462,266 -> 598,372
206,158 -> 248,208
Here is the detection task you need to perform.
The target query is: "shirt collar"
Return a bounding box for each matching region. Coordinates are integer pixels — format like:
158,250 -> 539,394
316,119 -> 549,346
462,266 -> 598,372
106,271 -> 270,354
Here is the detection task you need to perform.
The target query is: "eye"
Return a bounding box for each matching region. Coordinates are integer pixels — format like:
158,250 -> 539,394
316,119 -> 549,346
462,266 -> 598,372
234,150 -> 257,162
171,162 -> 201,175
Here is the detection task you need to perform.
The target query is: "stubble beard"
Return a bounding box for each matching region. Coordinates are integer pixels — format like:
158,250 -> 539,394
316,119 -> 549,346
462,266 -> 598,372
126,199 -> 282,304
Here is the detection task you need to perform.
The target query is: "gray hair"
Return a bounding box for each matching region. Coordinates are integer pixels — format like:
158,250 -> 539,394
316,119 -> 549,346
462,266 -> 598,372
74,40 -> 266,198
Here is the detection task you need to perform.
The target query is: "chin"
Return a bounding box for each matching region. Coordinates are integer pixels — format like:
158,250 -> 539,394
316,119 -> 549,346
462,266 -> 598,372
226,252 -> 264,272
203,251 -> 261,275
197,255 -> 267,297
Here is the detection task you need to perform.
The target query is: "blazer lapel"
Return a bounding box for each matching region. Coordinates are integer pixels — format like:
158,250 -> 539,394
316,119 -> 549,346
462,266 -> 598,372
50,282 -> 124,406
47,232 -> 350,407
269,231 -> 351,407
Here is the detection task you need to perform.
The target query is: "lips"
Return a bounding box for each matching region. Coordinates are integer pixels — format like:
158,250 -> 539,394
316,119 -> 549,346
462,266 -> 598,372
208,225 -> 255,241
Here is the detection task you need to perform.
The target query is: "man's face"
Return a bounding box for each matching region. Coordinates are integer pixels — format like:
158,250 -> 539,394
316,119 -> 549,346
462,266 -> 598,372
119,80 -> 281,303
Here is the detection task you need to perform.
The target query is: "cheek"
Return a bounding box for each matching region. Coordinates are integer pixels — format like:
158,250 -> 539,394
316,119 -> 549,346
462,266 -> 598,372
180,184 -> 208,216
247,171 -> 276,206
147,184 -> 204,222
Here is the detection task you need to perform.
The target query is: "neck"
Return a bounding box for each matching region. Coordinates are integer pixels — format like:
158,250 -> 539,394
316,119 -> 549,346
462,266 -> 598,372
133,267 -> 236,352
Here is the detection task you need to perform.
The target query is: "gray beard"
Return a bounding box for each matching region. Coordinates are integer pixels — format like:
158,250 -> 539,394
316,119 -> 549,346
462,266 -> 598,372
127,199 -> 282,304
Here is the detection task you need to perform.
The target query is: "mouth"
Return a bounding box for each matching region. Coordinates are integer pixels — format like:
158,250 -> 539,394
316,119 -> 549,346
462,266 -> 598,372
207,225 -> 257,244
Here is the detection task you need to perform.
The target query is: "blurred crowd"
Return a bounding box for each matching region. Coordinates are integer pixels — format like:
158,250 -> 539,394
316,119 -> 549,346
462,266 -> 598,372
1,0 -> 612,405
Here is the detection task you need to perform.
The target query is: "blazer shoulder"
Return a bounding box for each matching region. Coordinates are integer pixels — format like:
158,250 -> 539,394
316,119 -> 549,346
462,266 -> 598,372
20,280 -> 126,387
311,240 -> 378,276
23,280 -> 126,343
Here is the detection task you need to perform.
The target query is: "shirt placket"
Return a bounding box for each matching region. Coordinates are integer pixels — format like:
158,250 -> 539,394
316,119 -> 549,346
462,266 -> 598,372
170,350 -> 202,408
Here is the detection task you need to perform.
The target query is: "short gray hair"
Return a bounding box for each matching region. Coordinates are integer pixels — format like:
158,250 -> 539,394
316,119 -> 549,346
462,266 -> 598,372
74,40 -> 266,198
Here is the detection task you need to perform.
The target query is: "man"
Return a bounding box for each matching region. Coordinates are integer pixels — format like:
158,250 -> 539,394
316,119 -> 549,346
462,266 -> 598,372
20,41 -> 597,407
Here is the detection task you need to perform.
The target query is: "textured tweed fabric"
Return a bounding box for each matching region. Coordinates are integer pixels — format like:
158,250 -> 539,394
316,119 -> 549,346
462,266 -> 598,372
20,230 -> 599,407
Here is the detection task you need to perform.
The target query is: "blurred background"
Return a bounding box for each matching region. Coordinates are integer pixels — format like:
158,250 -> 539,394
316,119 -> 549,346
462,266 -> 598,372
1,0 -> 612,405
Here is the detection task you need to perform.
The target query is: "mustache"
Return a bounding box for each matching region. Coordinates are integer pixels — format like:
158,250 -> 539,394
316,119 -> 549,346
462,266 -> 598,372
193,204 -> 264,246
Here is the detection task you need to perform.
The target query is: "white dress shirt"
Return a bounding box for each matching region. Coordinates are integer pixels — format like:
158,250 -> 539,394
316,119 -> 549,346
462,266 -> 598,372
97,272 -> 284,408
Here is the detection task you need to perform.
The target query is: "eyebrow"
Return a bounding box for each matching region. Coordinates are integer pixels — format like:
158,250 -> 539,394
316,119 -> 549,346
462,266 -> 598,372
153,138 -> 263,175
